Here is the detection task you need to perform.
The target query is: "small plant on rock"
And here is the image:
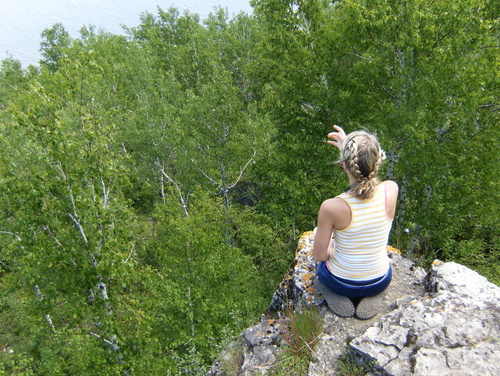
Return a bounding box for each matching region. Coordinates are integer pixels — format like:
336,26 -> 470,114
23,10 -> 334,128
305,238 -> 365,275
270,304 -> 323,375
219,341 -> 245,376
337,348 -> 377,376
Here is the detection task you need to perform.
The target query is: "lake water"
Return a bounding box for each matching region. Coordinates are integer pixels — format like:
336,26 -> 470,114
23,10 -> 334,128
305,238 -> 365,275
0,0 -> 253,67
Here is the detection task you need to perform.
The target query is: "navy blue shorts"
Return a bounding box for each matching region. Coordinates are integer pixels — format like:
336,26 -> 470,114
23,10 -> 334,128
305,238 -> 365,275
317,261 -> 392,299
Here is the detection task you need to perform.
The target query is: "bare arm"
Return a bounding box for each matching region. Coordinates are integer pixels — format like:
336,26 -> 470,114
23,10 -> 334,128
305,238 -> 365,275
383,180 -> 399,219
313,125 -> 349,261
313,199 -> 339,261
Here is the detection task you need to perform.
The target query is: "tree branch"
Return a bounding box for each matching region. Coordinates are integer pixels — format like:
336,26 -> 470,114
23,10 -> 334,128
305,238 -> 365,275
0,230 -> 21,241
193,162 -> 222,191
347,52 -> 374,61
100,176 -> 111,208
228,149 -> 257,189
99,282 -> 112,316
34,285 -> 56,333
155,159 -> 189,217
124,244 -> 135,263
381,85 -> 396,101
42,225 -> 63,247
45,314 -> 56,334
477,102 -> 498,109
201,117 -> 225,143
57,161 -> 78,215
68,213 -> 88,245
88,332 -> 119,351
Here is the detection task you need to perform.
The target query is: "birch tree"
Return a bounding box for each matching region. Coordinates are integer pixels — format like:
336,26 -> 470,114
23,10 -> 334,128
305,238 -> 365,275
0,33 -> 160,373
320,0 -> 499,265
251,0 -> 499,280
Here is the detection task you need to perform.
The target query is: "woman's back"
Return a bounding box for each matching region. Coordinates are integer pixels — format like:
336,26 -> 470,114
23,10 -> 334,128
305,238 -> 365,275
312,125 -> 399,319
327,184 -> 393,280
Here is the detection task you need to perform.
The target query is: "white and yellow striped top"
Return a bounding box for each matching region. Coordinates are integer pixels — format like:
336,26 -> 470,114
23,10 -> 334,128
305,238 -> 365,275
326,184 -> 393,281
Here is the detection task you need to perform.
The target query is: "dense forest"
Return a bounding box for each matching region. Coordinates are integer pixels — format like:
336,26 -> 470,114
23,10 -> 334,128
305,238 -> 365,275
0,0 -> 498,374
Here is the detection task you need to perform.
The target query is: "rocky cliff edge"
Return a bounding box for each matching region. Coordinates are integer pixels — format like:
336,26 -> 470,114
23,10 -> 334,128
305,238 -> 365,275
208,231 -> 500,376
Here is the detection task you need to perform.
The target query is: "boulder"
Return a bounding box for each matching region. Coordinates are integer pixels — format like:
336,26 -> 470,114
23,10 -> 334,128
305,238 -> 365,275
208,231 -> 500,376
351,260 -> 500,376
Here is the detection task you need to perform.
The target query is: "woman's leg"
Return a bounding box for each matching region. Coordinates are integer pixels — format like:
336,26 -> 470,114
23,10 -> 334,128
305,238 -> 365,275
355,268 -> 393,319
317,262 -> 393,319
316,262 -> 355,317
317,262 -> 392,298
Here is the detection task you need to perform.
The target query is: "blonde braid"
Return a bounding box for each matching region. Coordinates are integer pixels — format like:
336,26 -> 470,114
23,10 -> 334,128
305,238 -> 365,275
368,152 -> 383,181
341,131 -> 383,200
345,138 -> 364,181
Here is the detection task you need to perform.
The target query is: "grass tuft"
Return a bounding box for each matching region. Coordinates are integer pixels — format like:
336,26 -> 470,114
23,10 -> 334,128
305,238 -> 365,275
270,304 -> 323,375
337,348 -> 377,376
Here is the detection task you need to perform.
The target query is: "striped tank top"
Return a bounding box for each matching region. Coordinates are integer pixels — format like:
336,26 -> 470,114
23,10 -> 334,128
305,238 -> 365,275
326,184 -> 393,281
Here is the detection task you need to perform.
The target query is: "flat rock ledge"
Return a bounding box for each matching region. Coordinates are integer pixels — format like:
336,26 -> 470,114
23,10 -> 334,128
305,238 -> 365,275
208,231 -> 500,376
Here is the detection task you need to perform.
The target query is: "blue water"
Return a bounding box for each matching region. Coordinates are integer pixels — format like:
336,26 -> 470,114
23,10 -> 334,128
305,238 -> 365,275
0,0 -> 253,67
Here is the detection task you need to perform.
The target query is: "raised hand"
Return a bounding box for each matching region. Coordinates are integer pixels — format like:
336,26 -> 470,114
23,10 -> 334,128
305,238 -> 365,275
327,125 -> 346,151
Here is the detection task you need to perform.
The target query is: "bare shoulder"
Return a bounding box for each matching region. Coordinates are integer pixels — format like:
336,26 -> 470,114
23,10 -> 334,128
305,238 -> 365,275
382,180 -> 399,195
321,196 -> 348,210
320,196 -> 350,218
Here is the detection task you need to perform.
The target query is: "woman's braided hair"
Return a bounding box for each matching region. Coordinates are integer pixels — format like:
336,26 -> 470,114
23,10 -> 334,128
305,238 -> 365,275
340,131 -> 384,200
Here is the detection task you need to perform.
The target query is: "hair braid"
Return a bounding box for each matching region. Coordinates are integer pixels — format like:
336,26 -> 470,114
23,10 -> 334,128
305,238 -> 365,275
345,139 -> 364,181
368,153 -> 383,180
340,131 -> 384,200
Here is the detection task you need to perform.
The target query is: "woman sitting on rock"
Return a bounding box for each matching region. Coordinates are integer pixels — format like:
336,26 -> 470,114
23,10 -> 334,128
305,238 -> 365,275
313,125 -> 398,319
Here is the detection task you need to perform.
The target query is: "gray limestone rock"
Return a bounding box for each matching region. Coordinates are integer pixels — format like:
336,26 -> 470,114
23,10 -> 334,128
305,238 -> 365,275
208,232 -> 500,376
350,260 -> 500,376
